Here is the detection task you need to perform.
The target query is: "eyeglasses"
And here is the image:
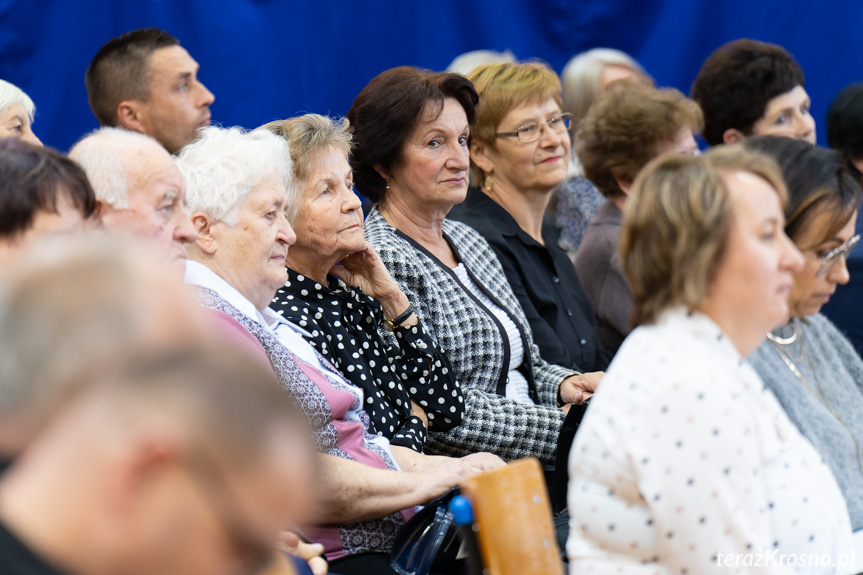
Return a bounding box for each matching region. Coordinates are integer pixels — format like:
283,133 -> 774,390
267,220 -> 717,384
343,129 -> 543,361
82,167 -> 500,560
495,113 -> 572,144
814,234 -> 860,278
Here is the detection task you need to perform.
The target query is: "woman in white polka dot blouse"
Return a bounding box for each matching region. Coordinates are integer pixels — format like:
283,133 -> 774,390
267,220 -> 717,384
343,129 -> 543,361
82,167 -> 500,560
261,114 -> 463,453
567,146 -> 854,574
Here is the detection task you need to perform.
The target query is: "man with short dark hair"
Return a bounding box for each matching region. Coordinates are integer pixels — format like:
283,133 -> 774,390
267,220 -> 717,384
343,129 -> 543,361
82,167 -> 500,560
85,28 -> 214,154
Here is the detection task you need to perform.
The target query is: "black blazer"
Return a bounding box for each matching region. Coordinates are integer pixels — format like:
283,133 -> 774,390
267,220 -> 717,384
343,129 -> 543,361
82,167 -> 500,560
450,187 -> 612,372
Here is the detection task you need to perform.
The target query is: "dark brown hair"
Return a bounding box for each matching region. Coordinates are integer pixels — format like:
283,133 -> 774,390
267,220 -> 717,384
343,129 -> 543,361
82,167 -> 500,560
744,135 -> 862,247
0,139 -> 96,239
85,28 -> 179,127
691,39 -> 805,146
346,66 -> 478,203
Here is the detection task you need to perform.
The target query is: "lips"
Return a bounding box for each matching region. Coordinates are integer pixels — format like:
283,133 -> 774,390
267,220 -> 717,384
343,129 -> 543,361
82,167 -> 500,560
540,155 -> 562,164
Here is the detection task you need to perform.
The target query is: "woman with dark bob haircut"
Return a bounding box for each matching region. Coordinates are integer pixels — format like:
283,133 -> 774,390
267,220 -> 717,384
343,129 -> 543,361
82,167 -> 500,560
745,135 -> 863,532
0,138 -> 96,263
691,38 -> 815,146
353,67 -> 597,476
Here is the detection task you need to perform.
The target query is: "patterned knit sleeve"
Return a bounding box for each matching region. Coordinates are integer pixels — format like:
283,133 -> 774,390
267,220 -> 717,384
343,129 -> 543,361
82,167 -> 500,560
427,389 -> 566,464
369,220 -> 565,464
531,349 -> 578,407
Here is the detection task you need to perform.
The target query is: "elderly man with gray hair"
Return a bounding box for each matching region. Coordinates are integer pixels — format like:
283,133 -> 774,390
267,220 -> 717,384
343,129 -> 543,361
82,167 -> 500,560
68,128 -> 195,272
178,125 -> 503,569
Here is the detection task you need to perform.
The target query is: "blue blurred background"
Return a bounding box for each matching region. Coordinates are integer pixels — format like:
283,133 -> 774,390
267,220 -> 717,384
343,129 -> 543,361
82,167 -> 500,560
2,0 -> 861,151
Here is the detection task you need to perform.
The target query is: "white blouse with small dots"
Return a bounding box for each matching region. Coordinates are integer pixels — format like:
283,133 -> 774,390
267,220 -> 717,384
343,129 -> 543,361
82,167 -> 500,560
567,308 -> 853,574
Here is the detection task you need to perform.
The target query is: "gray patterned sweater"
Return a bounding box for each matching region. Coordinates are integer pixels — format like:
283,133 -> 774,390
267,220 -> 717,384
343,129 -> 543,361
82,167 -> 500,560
749,313 -> 863,530
365,208 -> 575,465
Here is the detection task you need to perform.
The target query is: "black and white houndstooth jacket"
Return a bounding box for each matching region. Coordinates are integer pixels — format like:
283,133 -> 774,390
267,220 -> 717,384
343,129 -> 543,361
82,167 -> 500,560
365,207 -> 576,465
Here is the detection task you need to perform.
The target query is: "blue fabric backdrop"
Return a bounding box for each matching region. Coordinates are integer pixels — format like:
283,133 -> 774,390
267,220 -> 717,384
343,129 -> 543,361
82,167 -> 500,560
2,0 -> 862,152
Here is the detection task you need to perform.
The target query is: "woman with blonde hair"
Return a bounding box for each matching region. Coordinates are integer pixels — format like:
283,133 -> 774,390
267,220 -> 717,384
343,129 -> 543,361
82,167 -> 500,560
567,146 -> 853,573
451,60 -> 611,373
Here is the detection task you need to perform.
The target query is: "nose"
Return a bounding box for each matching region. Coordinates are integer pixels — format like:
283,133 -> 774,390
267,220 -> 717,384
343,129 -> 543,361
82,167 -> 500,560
22,130 -> 43,147
781,232 -> 805,273
197,81 -> 215,107
277,213 -> 297,247
539,123 -> 565,148
446,140 -> 470,172
343,187 -> 363,213
173,205 -> 197,244
826,256 -> 851,285
797,113 -> 816,144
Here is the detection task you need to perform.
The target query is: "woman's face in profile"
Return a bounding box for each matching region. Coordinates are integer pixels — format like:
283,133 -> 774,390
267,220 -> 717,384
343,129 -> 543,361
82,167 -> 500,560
0,102 -> 42,147
707,171 -> 803,335
787,210 -> 857,318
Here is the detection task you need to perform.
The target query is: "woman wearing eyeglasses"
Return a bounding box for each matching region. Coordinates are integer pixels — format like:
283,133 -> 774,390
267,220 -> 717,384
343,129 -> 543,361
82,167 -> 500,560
745,135 -> 863,531
449,61 -> 611,375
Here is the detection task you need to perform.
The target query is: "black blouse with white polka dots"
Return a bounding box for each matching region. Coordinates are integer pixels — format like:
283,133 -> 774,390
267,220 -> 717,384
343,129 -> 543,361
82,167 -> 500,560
272,269 -> 464,452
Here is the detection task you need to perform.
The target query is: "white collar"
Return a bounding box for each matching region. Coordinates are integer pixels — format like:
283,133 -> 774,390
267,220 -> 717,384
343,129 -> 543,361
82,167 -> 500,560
184,260 -> 311,336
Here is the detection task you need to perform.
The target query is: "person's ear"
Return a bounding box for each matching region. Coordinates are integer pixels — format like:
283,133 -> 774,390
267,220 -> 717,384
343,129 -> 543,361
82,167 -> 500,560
373,165 -> 388,183
722,128 -> 746,145
613,176 -> 632,196
191,212 -> 218,255
470,139 -> 494,175
117,100 -> 148,135
109,431 -> 181,514
88,199 -> 109,226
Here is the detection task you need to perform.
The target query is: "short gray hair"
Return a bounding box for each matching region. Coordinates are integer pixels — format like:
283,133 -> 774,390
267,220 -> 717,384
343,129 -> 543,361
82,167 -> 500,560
69,127 -> 166,209
446,49 -> 517,77
177,126 -> 293,225
0,79 -> 36,121
562,48 -> 648,133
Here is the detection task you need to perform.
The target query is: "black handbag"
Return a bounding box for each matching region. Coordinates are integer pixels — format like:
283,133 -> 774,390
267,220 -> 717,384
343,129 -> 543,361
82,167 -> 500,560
388,487 -> 463,575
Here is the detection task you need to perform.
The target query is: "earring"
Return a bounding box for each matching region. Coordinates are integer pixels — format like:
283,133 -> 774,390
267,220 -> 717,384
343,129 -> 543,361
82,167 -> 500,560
483,174 -> 493,191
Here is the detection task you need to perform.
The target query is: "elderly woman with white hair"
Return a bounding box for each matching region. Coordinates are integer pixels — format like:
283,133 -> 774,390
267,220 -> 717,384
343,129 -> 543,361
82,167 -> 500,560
552,49 -> 650,255
0,79 -> 42,146
178,125 -> 503,573
261,114 -> 463,454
